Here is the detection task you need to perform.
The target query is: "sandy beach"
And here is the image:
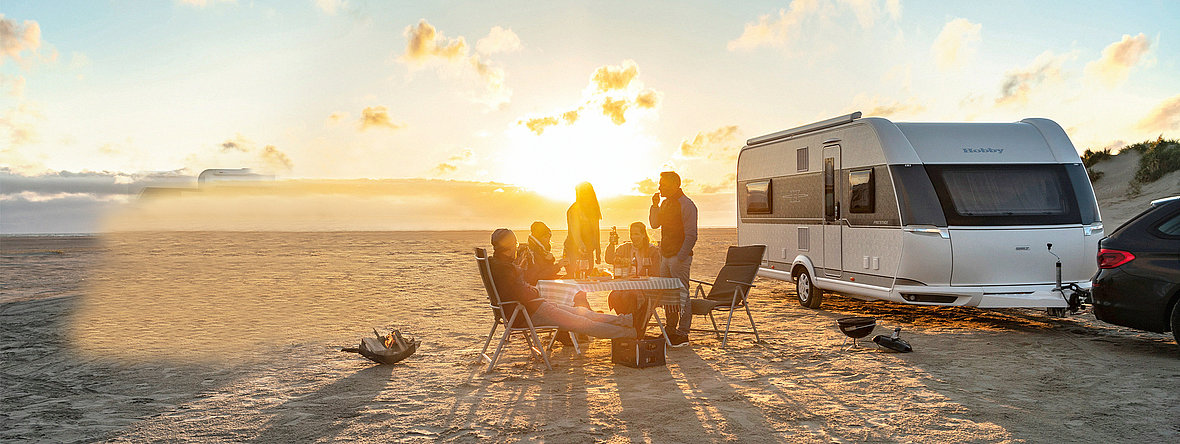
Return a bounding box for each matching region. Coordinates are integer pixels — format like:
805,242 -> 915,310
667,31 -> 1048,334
2,229 -> 1177,443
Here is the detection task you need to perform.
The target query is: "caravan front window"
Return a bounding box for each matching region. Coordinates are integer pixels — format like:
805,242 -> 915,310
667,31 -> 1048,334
926,164 -> 1081,226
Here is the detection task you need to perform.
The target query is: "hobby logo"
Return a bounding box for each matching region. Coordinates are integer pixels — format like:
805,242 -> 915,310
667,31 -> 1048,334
962,147 -> 1004,154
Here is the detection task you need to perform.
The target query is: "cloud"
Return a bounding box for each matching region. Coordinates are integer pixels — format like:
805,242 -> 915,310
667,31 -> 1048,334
401,19 -> 512,107
859,99 -> 925,117
602,98 -> 629,125
523,116 -> 560,135
727,0 -> 821,51
220,135 -> 251,153
516,61 -> 661,134
591,60 -> 640,92
0,102 -> 41,147
0,15 -> 42,66
1084,33 -> 1151,88
932,18 -> 981,71
0,168 -> 192,196
635,89 -> 660,109
727,0 -> 899,51
995,51 -> 1072,106
359,105 -> 404,131
1136,94 -> 1180,133
680,125 -> 740,158
326,111 -> 348,125
187,135 -> 294,174
697,173 -> 737,194
476,26 -> 521,55
315,0 -> 346,15
431,149 -> 474,176
262,146 -> 294,172
403,19 -> 468,62
634,178 -> 658,195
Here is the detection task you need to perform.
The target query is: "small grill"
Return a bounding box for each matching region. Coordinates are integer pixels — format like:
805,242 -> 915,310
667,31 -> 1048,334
836,316 -> 876,350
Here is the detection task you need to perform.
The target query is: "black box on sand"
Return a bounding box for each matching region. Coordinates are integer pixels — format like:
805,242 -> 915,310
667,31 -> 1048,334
612,336 -> 666,368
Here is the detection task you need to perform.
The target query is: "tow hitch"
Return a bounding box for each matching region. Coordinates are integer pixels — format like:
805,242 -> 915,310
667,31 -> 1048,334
1046,243 -> 1093,316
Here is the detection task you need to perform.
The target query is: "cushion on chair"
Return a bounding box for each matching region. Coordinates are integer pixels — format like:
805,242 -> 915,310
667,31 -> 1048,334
704,245 -> 766,301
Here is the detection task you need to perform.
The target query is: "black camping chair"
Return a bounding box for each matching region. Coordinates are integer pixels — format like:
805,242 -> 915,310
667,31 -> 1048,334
689,245 -> 766,347
475,248 -> 576,372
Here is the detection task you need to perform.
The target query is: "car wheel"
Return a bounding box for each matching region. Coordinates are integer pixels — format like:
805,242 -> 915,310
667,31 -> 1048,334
796,269 -> 823,309
1171,300 -> 1180,346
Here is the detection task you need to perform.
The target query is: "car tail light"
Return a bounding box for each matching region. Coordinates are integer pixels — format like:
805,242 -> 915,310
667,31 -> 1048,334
1097,249 -> 1135,269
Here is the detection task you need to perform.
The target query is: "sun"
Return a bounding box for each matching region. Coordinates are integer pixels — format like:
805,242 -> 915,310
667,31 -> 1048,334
500,116 -> 662,200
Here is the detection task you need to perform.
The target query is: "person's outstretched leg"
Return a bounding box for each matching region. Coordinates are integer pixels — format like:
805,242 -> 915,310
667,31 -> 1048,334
533,303 -> 636,339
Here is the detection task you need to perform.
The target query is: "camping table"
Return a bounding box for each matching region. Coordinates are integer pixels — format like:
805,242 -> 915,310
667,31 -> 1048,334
537,277 -> 685,345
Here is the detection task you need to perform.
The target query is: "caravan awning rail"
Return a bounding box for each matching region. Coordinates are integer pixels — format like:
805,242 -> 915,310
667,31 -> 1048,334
745,112 -> 861,148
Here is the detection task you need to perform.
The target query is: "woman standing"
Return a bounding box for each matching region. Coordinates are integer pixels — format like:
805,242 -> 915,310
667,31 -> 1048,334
564,182 -> 602,276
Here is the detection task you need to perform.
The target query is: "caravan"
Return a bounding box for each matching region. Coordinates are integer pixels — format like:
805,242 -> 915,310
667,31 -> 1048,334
736,112 -> 1101,311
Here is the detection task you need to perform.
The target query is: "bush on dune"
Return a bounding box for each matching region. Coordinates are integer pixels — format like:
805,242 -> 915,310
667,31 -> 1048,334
1129,136 -> 1180,184
1081,136 -> 1179,188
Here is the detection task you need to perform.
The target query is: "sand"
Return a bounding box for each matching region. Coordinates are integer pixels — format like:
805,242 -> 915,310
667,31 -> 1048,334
2,229 -> 1177,443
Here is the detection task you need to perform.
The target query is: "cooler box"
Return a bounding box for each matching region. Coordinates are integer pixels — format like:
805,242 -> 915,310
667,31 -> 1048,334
612,336 -> 666,368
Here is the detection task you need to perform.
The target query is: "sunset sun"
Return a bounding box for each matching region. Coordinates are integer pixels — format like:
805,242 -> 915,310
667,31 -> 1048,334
502,112 -> 662,200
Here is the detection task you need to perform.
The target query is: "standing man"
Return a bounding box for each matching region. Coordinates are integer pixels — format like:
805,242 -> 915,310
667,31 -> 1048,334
649,171 -> 697,347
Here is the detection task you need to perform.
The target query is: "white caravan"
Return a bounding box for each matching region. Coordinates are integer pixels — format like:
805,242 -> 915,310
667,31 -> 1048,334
737,112 -> 1101,311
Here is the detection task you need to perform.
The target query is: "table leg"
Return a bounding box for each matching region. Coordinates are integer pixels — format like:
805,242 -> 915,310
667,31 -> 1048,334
643,297 -> 672,346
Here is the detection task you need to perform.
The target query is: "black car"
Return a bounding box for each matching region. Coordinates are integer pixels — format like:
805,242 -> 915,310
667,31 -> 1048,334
1091,196 -> 1180,345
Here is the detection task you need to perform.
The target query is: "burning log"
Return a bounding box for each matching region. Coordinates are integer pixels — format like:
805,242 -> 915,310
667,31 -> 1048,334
342,328 -> 419,365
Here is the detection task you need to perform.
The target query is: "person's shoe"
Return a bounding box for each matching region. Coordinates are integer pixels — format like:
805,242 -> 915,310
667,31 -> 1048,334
668,333 -> 690,348
555,332 -> 574,346
613,313 -> 633,326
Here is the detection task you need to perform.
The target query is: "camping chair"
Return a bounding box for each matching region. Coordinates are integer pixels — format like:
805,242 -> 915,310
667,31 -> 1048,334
474,248 -> 578,372
689,245 -> 766,347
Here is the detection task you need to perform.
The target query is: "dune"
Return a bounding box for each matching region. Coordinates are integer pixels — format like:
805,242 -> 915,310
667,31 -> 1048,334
1089,149 -> 1180,229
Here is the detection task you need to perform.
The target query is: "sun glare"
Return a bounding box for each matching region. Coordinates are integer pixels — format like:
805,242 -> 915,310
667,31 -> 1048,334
501,115 -> 661,200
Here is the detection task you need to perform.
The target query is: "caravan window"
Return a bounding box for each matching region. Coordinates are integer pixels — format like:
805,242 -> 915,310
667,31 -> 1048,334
797,148 -> 808,172
926,164 -> 1080,226
824,158 -> 835,220
848,169 -> 874,213
745,180 -> 772,214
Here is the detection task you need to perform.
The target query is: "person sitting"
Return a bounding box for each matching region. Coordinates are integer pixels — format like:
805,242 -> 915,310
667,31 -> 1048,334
488,229 -> 638,339
604,222 -> 663,333
605,221 -> 661,277
517,221 -> 564,285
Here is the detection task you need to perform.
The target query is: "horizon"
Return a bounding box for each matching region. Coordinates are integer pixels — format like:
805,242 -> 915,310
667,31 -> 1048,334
2,1 -> 1178,234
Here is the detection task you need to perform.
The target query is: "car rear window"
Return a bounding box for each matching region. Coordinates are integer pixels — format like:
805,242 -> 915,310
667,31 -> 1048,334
1153,209 -> 1180,237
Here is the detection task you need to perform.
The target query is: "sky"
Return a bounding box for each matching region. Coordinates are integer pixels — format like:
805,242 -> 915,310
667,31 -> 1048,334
1,0 -> 1178,233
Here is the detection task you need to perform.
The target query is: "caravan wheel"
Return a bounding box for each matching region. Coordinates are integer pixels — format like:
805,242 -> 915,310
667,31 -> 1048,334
795,269 -> 823,309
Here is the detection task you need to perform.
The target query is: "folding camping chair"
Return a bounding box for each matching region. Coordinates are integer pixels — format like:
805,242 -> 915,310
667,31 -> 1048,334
689,245 -> 766,347
474,247 -> 577,372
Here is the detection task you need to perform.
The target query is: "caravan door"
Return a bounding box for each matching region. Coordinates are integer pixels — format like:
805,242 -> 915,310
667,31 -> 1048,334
823,145 -> 842,277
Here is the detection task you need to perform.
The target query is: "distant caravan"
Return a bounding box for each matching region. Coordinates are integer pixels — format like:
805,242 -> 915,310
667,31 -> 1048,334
737,112 -> 1101,313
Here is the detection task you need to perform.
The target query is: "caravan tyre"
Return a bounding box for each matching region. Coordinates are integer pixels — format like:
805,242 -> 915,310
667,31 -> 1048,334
796,269 -> 823,309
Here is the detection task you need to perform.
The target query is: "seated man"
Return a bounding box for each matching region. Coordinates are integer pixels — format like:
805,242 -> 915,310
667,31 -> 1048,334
488,229 -> 637,339
516,221 -> 564,286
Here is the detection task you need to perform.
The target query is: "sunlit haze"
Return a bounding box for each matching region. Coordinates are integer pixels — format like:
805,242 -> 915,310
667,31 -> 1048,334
1,0 -> 1178,233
